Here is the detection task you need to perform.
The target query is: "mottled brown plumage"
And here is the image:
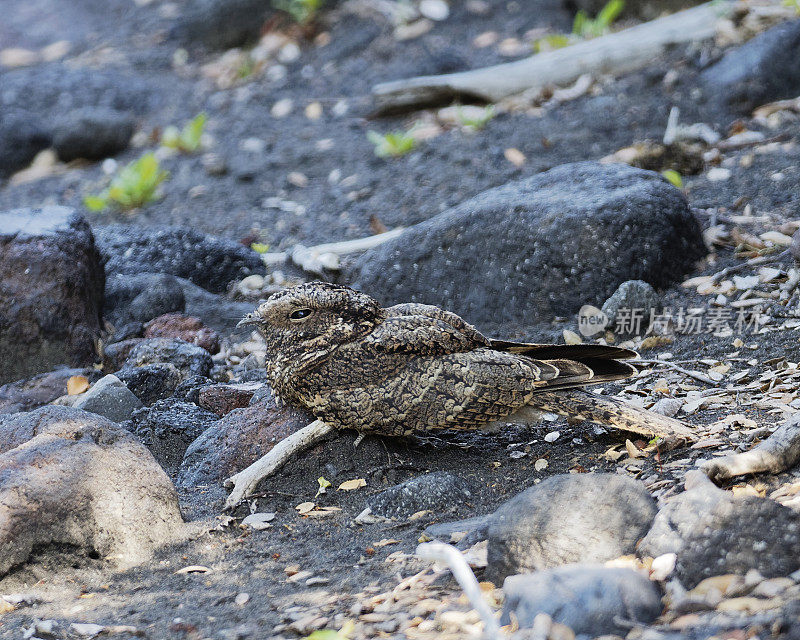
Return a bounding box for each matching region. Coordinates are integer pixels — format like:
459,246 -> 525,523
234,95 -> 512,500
239,281 -> 692,440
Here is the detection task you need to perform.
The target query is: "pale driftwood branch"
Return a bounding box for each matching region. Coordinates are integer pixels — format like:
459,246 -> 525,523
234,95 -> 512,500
415,542 -> 502,640
224,419 -> 334,509
260,227 -> 406,274
372,1 -> 733,111
700,414 -> 800,481
632,359 -> 720,386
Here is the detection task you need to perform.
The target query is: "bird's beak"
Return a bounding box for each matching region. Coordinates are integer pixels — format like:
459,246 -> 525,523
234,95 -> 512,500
237,313 -> 259,329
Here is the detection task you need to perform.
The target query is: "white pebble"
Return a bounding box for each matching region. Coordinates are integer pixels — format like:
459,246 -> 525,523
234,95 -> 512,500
534,458 -> 548,471
234,592 -> 250,606
650,553 -> 676,581
419,0 -> 450,21
277,42 -> 300,63
706,167 -> 731,182
544,431 -> 560,442
271,98 -> 293,118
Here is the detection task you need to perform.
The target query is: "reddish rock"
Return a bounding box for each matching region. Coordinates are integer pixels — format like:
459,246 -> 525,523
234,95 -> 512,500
0,207 -> 104,384
178,397 -> 313,486
144,312 -> 221,354
0,406 -> 185,575
198,382 -> 263,417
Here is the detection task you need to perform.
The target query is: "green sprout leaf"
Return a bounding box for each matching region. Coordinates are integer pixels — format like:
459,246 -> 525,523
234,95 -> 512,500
661,169 -> 683,188
250,242 -> 270,254
162,113 -> 207,153
273,0 -> 325,24
84,153 -> 169,213
306,620 -> 355,640
573,0 -> 624,38
367,129 -> 417,158
456,105 -> 496,131
533,33 -> 571,53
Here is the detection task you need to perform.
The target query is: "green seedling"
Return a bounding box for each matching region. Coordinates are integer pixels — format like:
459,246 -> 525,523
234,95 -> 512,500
533,33 -> 572,53
661,169 -> 683,188
250,242 -> 270,254
456,105 -> 496,131
306,620 -> 355,640
84,153 -> 169,212
273,0 -> 325,24
573,0 -> 625,39
783,0 -> 800,15
367,129 -> 417,158
162,112 -> 207,153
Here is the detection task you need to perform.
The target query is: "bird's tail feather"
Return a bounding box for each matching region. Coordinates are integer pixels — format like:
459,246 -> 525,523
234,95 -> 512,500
527,389 -> 695,441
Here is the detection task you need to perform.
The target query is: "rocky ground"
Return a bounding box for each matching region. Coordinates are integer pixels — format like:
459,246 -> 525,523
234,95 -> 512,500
3,0 -> 800,639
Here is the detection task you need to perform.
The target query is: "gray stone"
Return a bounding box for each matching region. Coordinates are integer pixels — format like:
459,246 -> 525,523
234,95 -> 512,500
0,207 -> 104,384
123,338 -> 213,379
177,277 -> 255,332
0,110 -> 51,178
116,363 -> 182,405
0,406 -> 184,576
52,107 -> 135,161
486,473 -> 657,583
640,472 -> 800,588
601,279 -> 659,334
701,19 -> 800,114
73,374 -> 143,423
366,472 -> 473,520
104,273 -> 186,327
94,225 -> 265,294
349,162 -> 704,327
501,565 -> 663,634
128,400 -> 219,474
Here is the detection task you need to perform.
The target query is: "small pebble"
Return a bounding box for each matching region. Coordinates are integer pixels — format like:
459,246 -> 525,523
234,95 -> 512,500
544,431 -> 560,442
707,167 -> 731,182
235,592 -> 250,606
419,0 -> 449,21
271,98 -> 293,118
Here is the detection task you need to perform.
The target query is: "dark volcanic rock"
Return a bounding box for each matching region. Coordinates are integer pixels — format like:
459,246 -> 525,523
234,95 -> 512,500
0,110 -> 51,179
177,276 -> 255,332
486,473 -> 657,583
0,368 -> 100,415
116,363 -> 182,405
199,382 -> 262,416
177,397 -> 312,487
366,472 -> 474,520
102,338 -> 145,372
501,565 -> 663,634
0,406 -> 183,576
95,225 -> 265,293
349,162 -> 705,327
172,0 -> 277,49
104,273 -> 186,327
52,107 -> 135,162
701,19 -> 800,114
640,472 -> 800,588
145,312 -> 220,354
0,207 -> 104,384
129,400 -> 219,474
602,279 -> 659,333
123,338 -> 213,379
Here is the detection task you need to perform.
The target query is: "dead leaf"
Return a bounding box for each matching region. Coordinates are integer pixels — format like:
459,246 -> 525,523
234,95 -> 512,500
338,478 -> 367,491
176,565 -> 212,574
67,375 -> 90,395
373,538 -> 400,547
295,501 -> 315,514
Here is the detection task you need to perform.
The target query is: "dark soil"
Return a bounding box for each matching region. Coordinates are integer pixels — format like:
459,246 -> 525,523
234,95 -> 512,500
2,0 -> 800,638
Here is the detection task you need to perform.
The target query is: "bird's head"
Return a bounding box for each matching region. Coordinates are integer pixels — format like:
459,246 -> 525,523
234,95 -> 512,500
239,281 -> 386,359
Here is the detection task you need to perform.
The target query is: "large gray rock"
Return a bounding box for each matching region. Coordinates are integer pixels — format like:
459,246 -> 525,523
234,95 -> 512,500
177,276 -> 254,332
501,565 -> 663,634
123,338 -> 213,379
0,207 -> 104,384
349,162 -> 704,327
0,406 -> 184,576
701,19 -> 800,114
171,0 -> 277,49
73,374 -> 143,423
95,225 -> 265,294
486,473 -> 657,583
52,107 -> 135,162
366,472 -> 474,520
640,472 -> 800,588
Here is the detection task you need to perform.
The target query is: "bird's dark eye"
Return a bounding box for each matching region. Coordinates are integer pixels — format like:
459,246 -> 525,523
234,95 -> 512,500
289,308 -> 312,321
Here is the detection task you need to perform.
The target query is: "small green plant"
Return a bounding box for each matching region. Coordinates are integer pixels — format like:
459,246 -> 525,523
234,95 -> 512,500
250,242 -> 270,254
273,0 -> 325,23
661,169 -> 683,188
84,153 -> 169,212
533,33 -> 571,53
456,105 -> 496,131
162,113 -> 207,153
367,129 -> 417,158
305,620 -> 354,640
783,0 -> 800,15
572,0 -> 625,39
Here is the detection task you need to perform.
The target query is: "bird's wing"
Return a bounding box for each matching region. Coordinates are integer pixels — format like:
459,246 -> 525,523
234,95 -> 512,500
366,304 -> 491,355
